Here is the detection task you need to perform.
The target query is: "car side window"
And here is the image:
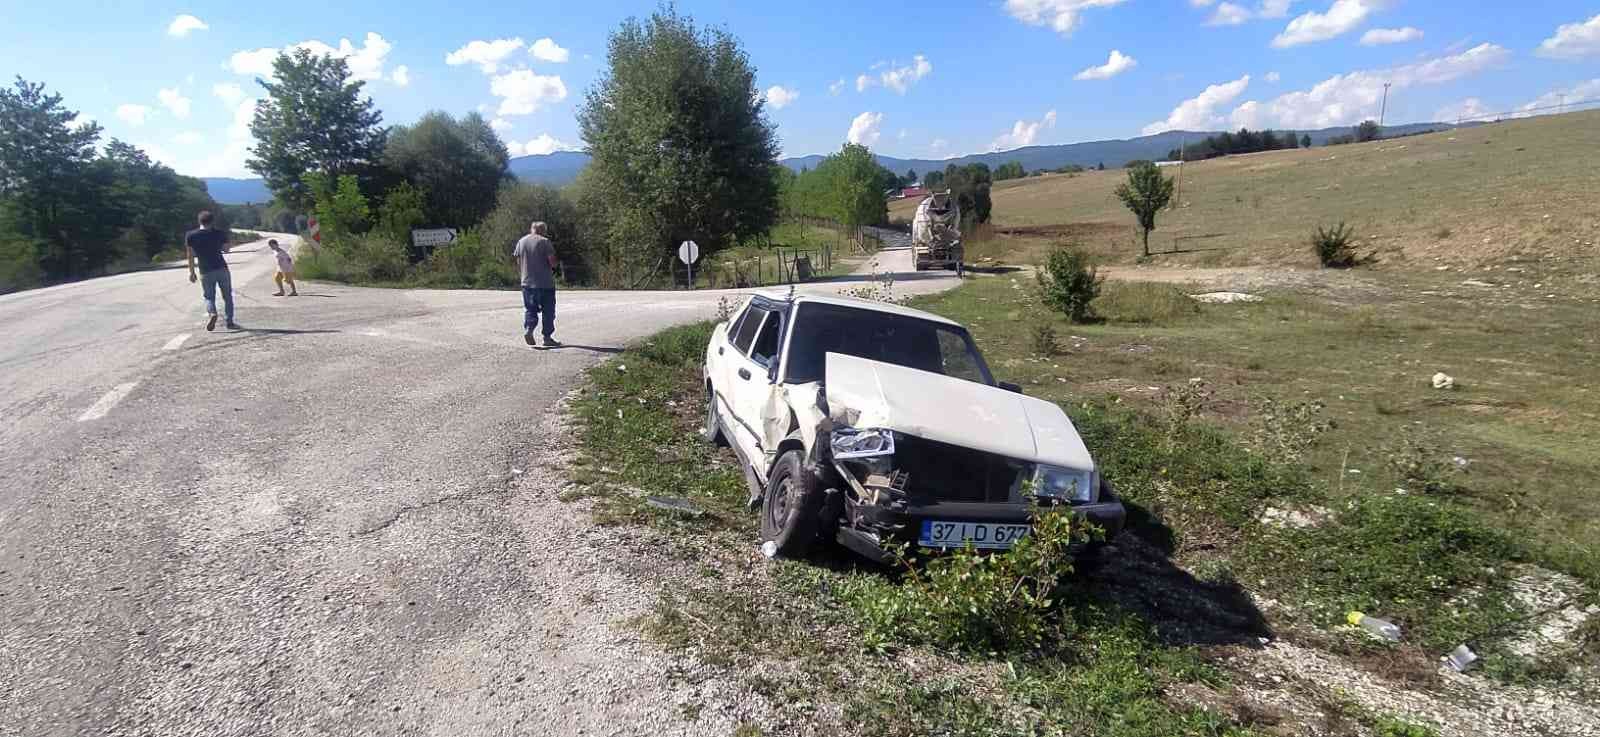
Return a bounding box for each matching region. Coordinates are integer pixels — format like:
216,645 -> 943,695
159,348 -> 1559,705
732,307 -> 766,355
937,329 -> 986,384
750,311 -> 782,366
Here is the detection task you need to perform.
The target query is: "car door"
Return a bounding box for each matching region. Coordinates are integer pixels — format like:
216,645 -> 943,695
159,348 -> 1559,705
718,303 -> 770,463
725,306 -> 784,468
711,300 -> 756,408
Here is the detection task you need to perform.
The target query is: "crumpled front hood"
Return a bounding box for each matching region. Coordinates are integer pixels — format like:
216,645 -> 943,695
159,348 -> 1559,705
824,352 -> 1094,470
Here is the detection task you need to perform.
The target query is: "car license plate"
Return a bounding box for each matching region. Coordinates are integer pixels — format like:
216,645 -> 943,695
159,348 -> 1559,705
918,520 -> 1030,549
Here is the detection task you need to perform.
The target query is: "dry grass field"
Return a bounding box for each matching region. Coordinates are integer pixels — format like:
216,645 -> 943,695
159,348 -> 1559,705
894,109 -> 1600,272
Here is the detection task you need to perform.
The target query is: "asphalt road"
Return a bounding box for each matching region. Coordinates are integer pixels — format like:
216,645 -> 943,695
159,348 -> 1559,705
0,237 -> 954,735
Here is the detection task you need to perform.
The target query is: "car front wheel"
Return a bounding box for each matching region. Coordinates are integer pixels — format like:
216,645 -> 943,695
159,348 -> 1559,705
701,385 -> 726,446
761,450 -> 822,557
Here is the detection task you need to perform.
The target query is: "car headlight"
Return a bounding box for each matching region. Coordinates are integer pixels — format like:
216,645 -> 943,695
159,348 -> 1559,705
1032,465 -> 1095,503
830,428 -> 895,459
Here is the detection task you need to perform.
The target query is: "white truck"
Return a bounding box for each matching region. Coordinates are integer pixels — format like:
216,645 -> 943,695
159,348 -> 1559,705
911,191 -> 964,275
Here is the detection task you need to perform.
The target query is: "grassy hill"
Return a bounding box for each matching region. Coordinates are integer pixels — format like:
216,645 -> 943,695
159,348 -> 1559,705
895,110 -> 1600,271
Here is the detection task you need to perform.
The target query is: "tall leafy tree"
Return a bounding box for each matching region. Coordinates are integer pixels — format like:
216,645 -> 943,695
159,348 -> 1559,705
0,77 -> 120,279
382,111 -> 510,228
578,6 -> 780,285
1114,162 -> 1175,257
102,140 -> 214,260
248,50 -> 385,211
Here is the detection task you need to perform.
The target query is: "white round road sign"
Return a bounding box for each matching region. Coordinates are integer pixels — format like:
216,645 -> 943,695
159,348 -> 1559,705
678,240 -> 699,265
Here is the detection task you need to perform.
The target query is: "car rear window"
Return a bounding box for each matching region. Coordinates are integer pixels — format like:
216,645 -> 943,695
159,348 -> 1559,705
782,303 -> 992,385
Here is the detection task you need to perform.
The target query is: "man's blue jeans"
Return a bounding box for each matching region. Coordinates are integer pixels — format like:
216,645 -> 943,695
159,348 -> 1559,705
201,268 -> 234,321
522,287 -> 556,337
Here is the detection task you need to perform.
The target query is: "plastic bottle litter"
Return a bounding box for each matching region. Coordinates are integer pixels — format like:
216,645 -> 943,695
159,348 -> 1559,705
760,541 -> 778,559
1347,611 -> 1402,641
1443,644 -> 1479,672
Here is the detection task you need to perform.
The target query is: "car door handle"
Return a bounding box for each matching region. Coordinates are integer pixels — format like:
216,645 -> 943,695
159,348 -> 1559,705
718,346 -> 724,355
738,368 -> 752,380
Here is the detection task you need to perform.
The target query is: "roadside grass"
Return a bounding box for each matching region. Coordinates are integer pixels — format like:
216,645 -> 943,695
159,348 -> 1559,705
567,263 -> 1597,731
890,109 -> 1600,272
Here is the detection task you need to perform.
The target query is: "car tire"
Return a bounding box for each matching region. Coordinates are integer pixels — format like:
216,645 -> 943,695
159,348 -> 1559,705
760,450 -> 822,558
701,385 -> 726,446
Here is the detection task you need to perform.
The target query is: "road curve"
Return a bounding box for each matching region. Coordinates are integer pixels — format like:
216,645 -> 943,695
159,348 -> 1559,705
0,237 -> 955,736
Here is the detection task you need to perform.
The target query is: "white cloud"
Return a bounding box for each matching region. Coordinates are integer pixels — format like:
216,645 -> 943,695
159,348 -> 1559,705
1229,100 -> 1264,129
529,38 -> 570,63
1272,0 -> 1377,48
1265,71 -> 1282,82
489,69 -> 568,116
173,131 -> 205,145
148,98 -> 258,178
1360,27 -> 1423,45
115,104 -> 151,126
879,55 -> 933,94
930,138 -> 949,152
72,114 -> 96,131
507,134 -> 578,157
1075,49 -> 1137,80
157,88 -> 191,119
212,83 -> 244,104
229,33 -> 394,82
1190,0 -> 1217,6
1258,0 -> 1293,18
446,38 -> 525,74
1537,13 -> 1600,60
1208,3 -> 1254,26
856,74 -> 874,92
1434,98 -> 1491,123
765,85 -> 799,110
390,65 -> 410,87
1003,0 -> 1130,36
1228,43 -> 1509,129
490,118 -> 513,132
993,109 -> 1058,150
828,78 -> 845,95
1142,74 -> 1250,134
167,14 -> 207,38
847,111 -> 883,146
228,48 -> 279,77
1520,78 -> 1600,116
898,129 -> 908,140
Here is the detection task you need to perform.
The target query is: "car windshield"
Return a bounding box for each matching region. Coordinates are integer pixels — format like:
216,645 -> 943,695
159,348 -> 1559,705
783,302 -> 993,386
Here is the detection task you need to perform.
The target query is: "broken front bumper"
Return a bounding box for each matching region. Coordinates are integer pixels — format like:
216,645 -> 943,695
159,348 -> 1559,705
837,479 -> 1127,564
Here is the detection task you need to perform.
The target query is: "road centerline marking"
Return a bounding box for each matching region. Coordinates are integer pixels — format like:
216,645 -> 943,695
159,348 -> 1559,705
78,382 -> 139,422
162,333 -> 192,351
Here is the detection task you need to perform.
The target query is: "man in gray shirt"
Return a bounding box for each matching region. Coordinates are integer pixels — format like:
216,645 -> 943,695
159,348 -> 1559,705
514,221 -> 561,347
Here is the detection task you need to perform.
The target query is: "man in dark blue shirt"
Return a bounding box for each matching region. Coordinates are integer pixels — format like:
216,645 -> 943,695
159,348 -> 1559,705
185,210 -> 238,331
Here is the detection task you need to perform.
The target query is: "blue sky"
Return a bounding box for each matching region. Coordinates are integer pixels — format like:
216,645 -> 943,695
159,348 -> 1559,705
4,1 -> 1597,178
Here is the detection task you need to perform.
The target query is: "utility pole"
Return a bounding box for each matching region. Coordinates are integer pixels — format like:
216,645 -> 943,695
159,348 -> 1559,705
1171,132 -> 1186,212
1378,82 -> 1392,132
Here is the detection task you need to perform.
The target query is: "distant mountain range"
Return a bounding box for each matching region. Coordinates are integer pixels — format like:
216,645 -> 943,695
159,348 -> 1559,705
199,122 -> 1464,204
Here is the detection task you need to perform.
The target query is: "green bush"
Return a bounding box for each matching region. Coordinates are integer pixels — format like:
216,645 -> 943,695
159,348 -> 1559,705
1092,282 -> 1198,324
376,182 -> 428,241
1311,221 -> 1359,267
1029,322 -> 1059,356
1036,247 -> 1102,323
841,506 -> 1096,654
480,183 -> 583,281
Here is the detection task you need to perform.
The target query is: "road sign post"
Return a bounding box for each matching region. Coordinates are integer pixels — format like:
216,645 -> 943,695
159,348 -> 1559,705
678,240 -> 700,290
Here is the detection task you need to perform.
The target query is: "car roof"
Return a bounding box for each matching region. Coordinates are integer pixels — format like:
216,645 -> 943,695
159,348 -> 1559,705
751,290 -> 963,328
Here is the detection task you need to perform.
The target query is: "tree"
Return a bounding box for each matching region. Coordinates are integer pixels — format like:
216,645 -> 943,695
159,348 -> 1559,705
1355,120 -> 1381,143
248,49 -> 385,211
906,169 -> 917,185
303,171 -> 369,242
994,161 -> 1026,181
925,170 -> 945,188
577,6 -> 779,285
101,139 -> 213,261
382,111 -> 510,228
0,77 -> 120,280
1301,134 -> 1312,148
943,163 -> 992,226
1114,162 -> 1175,257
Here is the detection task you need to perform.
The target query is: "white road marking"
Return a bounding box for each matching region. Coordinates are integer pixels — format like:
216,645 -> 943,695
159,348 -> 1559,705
77,382 -> 139,422
162,333 -> 192,351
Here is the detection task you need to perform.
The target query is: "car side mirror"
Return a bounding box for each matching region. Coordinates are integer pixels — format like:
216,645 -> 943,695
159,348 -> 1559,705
998,381 -> 1023,394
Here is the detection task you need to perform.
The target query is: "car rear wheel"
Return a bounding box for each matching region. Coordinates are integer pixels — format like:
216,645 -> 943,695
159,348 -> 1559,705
761,450 -> 822,557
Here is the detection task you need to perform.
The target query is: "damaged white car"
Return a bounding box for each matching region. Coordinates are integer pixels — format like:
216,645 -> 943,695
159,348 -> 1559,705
702,293 -> 1125,562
